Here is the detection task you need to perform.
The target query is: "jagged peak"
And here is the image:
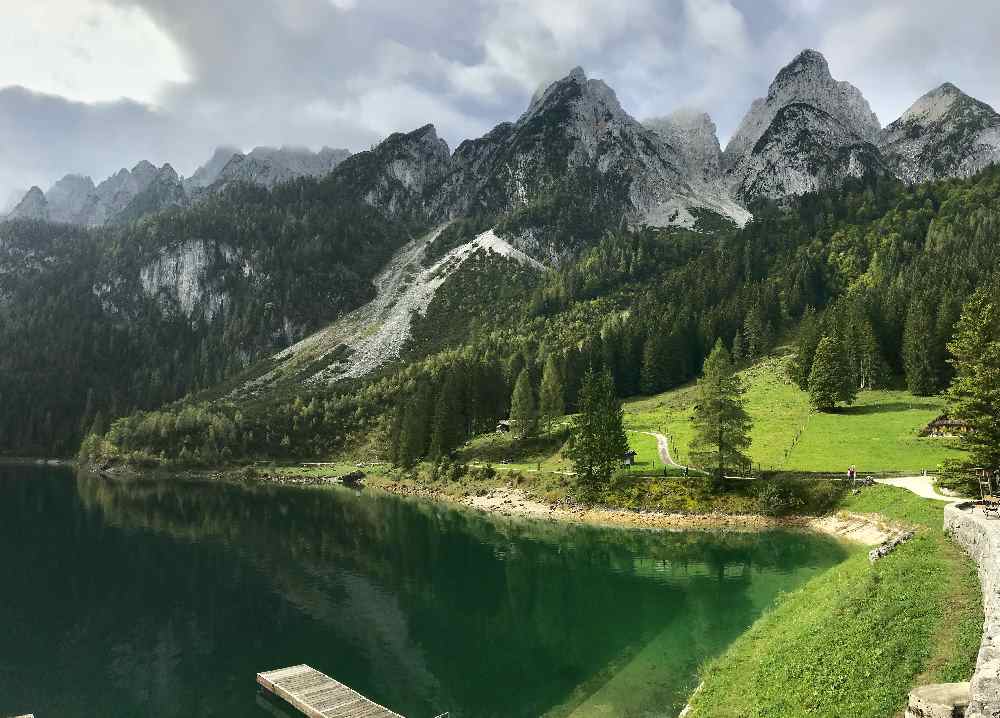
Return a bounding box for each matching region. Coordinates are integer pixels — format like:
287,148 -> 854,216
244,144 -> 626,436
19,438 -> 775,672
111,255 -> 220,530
156,163 -> 180,182
893,82 -> 992,126
132,160 -> 157,174
774,49 -> 830,84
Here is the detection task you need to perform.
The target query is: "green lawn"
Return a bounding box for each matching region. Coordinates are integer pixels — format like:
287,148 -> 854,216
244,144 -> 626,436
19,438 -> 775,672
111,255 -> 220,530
686,485 -> 983,718
624,354 -> 964,474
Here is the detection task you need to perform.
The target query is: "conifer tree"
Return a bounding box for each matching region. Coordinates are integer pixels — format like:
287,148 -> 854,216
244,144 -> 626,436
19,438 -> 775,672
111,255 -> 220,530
510,368 -> 538,438
732,328 -> 745,363
640,333 -> 671,395
947,280 -> 1000,469
690,340 -> 752,483
791,307 -> 822,390
903,299 -> 939,395
566,369 -> 628,498
398,382 -> 434,466
808,336 -> 856,411
539,355 -> 565,432
430,371 -> 463,459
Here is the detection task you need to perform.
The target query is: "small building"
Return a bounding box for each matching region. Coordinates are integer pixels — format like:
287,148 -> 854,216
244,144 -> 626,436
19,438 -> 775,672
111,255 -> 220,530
623,449 -> 638,466
922,415 -> 970,437
496,419 -> 513,434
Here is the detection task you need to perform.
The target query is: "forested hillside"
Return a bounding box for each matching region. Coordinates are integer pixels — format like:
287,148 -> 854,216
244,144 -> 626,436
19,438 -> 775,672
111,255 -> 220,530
0,176 -> 426,456
88,167 -> 1000,467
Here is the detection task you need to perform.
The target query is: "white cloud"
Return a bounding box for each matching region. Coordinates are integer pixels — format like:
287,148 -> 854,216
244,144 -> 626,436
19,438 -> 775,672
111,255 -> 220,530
0,0 -> 189,105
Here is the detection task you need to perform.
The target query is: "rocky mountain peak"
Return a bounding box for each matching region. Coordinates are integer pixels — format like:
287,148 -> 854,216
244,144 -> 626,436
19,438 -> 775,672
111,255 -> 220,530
8,186 -> 48,220
645,109 -> 722,185
878,82 -> 1000,183
214,144 -> 353,190
722,49 -> 884,202
724,49 -> 880,173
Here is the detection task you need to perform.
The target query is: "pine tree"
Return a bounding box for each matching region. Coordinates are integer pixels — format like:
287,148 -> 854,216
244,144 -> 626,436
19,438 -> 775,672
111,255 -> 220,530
903,298 -> 939,395
947,280 -> 1000,469
808,336 -> 856,411
690,340 -> 752,483
539,355 -> 565,432
566,369 -> 628,498
509,368 -> 538,438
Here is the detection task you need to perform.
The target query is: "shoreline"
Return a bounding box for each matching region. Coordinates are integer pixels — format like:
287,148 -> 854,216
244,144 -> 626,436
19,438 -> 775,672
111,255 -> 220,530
79,463 -> 901,546
360,478 -> 898,545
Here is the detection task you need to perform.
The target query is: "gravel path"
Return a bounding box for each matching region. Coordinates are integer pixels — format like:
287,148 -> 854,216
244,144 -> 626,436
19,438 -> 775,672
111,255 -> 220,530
875,475 -> 969,502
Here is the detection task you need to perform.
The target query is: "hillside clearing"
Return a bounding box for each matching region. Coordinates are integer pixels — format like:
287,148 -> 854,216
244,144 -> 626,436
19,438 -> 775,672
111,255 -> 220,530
624,354 -> 964,474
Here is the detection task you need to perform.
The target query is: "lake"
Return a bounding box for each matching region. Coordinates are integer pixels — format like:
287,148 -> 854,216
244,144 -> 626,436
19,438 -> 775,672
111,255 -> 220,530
0,465 -> 851,717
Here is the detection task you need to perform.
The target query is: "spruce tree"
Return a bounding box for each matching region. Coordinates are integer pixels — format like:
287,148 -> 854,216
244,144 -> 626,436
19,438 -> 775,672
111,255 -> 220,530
640,333 -> 670,395
510,368 -> 538,438
808,336 -> 856,411
732,328 -> 745,363
791,307 -> 822,390
947,280 -> 1000,469
430,371 -> 463,459
539,355 -> 565,432
566,369 -> 628,498
690,340 -> 752,483
903,298 -> 939,395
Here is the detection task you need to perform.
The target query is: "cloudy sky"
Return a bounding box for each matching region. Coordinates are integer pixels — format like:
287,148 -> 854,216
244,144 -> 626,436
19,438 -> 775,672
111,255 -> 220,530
2,0 -> 999,208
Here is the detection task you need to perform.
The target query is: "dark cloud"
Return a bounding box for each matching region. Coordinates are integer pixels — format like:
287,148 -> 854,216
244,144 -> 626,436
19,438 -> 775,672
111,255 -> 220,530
2,0 -> 999,201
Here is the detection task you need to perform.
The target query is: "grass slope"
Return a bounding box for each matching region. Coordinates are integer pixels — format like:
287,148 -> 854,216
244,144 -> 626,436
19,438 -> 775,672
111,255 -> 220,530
685,486 -> 983,718
624,354 -> 964,474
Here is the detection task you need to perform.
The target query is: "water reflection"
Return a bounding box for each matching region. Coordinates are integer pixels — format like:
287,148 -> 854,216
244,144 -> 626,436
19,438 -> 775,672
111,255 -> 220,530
0,466 -> 850,718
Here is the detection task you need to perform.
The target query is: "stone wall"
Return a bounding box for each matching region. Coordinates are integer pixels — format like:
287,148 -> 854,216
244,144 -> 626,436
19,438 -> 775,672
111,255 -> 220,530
944,502 -> 1000,718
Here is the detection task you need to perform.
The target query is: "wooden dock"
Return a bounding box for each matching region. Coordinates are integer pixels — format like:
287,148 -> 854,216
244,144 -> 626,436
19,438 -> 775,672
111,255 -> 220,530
257,665 -> 405,718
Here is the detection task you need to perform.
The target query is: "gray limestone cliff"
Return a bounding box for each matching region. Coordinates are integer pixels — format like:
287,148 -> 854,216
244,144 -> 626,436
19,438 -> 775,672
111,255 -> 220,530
723,49 -> 883,202
879,83 -> 1000,184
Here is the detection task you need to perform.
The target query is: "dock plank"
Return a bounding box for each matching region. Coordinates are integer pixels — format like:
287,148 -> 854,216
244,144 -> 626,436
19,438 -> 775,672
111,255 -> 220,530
258,665 -> 405,718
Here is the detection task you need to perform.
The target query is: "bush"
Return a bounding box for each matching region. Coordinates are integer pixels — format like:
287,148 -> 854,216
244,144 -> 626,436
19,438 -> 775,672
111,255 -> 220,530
755,476 -> 846,516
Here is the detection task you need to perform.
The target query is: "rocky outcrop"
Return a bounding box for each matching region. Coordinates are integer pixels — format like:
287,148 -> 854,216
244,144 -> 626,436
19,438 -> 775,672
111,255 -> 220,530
44,174 -> 100,225
723,49 -> 883,202
879,83 -> 1000,184
433,66 -> 748,251
646,109 -> 723,186
114,164 -> 186,225
329,124 -> 451,219
8,186 -> 48,221
212,145 -> 351,190
184,146 -> 241,191
139,239 -> 237,319
944,502 -> 1000,718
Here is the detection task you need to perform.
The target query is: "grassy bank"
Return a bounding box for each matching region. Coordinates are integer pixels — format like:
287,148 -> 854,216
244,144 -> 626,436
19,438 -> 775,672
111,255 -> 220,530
624,354 -> 964,474
684,485 -> 983,718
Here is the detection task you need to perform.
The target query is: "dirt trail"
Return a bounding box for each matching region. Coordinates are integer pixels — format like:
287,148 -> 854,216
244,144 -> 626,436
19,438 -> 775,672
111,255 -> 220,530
875,476 -> 968,502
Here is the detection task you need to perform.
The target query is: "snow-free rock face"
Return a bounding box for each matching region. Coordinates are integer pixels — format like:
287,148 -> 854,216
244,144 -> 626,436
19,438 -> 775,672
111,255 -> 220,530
45,174 -> 99,225
878,83 -> 1000,183
724,49 -> 883,202
184,146 -> 241,191
432,66 -> 748,255
213,145 -> 351,190
8,186 -> 48,221
140,239 -> 237,319
645,109 -> 722,185
330,124 -> 452,219
114,164 -> 186,225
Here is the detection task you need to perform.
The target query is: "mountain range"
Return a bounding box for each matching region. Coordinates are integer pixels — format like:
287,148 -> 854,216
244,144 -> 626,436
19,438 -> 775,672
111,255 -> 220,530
7,49 -> 1000,232
4,48 -> 1000,458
